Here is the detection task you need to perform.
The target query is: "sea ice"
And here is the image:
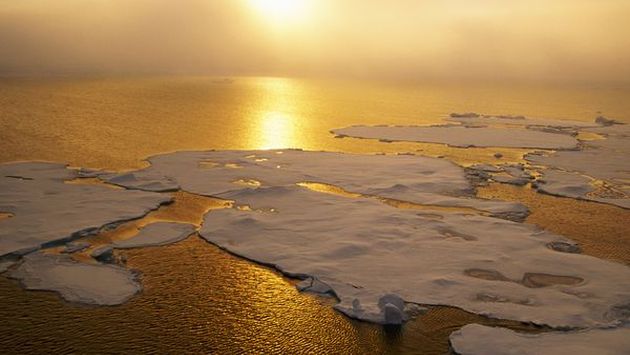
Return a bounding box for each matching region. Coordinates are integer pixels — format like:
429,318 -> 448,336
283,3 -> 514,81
333,113 -> 620,150
449,324 -> 630,355
9,253 -> 141,305
200,186 -> 630,327
101,150 -> 527,220
468,164 -> 533,186
528,124 -> 630,208
113,222 -> 196,249
448,114 -> 599,129
0,162 -> 171,256
331,125 -> 579,149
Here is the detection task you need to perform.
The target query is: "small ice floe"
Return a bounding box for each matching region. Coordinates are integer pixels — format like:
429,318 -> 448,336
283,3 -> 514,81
201,185 -> 630,328
0,162 -> 171,257
449,324 -> 630,355
113,222 -> 196,249
9,253 -> 141,305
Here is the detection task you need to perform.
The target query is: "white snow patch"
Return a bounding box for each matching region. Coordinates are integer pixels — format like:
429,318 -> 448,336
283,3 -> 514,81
113,222 -> 196,249
9,253 -> 141,305
200,186 -> 630,327
450,324 -> 630,355
0,162 -> 171,256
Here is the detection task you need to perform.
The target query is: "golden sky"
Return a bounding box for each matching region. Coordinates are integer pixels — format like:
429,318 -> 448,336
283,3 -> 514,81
1,0 -> 629,82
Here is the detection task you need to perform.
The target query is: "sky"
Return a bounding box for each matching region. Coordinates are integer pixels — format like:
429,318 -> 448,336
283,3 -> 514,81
1,0 -> 629,82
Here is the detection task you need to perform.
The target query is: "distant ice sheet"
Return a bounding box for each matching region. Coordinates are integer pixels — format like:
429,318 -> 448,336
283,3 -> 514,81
331,125 -> 579,149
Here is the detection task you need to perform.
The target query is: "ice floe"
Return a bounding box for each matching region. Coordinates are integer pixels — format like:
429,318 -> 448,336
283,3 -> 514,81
200,185 -> 630,327
101,150 -> 527,220
0,162 -> 171,256
9,253 -> 141,305
8,223 -> 196,305
113,222 -> 196,249
3,149 -> 628,330
449,324 -> 630,355
331,125 -> 579,149
528,124 -> 630,208
448,113 -> 599,129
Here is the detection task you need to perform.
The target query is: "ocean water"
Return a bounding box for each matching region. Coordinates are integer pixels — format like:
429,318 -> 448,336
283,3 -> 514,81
1,76 -> 629,354
1,76 -> 629,169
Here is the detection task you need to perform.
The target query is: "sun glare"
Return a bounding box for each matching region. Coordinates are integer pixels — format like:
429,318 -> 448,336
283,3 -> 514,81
248,0 -> 311,24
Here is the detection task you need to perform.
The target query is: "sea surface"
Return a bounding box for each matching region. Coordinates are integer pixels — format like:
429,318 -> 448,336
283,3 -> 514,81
1,76 -> 629,354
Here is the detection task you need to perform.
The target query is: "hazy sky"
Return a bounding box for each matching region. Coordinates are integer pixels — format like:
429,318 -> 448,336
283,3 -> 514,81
1,0 -> 629,82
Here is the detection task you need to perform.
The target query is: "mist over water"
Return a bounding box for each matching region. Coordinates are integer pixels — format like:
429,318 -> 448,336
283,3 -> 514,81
1,0 -> 629,83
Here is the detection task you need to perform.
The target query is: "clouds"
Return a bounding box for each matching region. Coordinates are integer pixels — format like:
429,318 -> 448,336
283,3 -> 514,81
0,0 -> 628,82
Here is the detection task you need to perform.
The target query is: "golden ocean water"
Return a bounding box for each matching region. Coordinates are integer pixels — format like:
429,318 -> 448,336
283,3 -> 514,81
1,76 -> 629,354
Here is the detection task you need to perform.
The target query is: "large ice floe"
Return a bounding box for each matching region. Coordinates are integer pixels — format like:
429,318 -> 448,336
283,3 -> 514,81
329,113 -> 602,149
9,252 -> 141,305
100,150 -> 527,221
447,113 -> 600,129
450,324 -> 630,355
0,162 -> 171,257
200,185 -> 630,327
331,113 -> 621,150
528,124 -> 630,209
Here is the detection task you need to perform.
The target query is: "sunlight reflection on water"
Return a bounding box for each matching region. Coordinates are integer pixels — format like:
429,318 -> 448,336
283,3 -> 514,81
258,111 -> 296,149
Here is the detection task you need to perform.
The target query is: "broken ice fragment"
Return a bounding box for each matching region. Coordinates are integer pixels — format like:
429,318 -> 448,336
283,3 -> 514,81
9,253 -> 141,305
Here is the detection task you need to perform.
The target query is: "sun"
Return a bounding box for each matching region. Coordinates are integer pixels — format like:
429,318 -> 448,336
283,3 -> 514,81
248,0 -> 311,24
